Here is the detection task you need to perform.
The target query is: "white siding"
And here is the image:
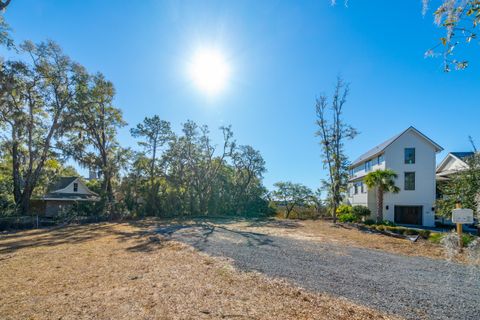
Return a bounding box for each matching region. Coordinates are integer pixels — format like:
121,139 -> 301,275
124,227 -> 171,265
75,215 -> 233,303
382,130 -> 437,226
348,129 -> 439,226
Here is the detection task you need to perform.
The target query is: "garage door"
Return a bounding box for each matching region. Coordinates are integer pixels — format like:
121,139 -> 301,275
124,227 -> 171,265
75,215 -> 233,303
394,206 -> 422,225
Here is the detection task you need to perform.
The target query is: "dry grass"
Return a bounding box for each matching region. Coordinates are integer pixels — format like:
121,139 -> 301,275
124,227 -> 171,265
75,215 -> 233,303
224,219 -> 453,261
0,223 -> 398,320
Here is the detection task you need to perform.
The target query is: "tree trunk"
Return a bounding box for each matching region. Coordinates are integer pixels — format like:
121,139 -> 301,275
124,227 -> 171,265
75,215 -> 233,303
18,184 -> 34,215
11,138 -> 21,204
376,187 -> 384,224
332,203 -> 337,223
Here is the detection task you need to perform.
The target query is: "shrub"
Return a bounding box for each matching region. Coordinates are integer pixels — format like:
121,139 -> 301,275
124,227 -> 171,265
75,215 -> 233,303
428,232 -> 444,244
336,204 -> 353,215
338,213 -> 359,223
352,205 -> 371,218
364,219 -> 375,225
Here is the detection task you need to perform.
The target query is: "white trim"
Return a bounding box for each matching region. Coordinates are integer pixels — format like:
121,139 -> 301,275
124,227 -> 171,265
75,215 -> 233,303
42,197 -> 100,202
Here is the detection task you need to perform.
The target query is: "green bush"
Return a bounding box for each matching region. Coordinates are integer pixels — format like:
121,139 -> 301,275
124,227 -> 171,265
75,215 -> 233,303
352,205 -> 371,218
364,219 -> 375,225
428,232 -> 444,244
338,213 -> 360,223
336,204 -> 353,215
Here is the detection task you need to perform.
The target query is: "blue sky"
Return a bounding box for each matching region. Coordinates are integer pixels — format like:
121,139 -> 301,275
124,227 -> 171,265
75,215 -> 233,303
5,0 -> 480,191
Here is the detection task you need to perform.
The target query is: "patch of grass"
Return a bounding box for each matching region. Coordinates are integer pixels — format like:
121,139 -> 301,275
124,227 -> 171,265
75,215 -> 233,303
462,234 -> 477,247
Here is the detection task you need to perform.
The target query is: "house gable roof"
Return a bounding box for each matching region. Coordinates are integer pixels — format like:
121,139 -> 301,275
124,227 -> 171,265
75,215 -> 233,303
351,126 -> 443,167
48,177 -> 78,193
436,151 -> 474,173
45,176 -> 99,199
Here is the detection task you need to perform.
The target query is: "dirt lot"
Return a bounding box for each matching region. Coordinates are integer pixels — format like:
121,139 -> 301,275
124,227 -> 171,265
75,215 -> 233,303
0,222 -> 397,320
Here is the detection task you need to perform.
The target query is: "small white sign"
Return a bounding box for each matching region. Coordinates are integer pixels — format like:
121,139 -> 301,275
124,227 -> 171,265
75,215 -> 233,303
452,208 -> 474,224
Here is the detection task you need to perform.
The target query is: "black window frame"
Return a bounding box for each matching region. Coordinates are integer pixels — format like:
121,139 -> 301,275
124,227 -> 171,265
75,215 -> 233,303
404,172 -> 415,191
404,148 -> 415,164
73,182 -> 78,192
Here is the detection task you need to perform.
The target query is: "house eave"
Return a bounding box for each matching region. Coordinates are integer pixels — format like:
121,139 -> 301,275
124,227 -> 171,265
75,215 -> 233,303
40,197 -> 100,202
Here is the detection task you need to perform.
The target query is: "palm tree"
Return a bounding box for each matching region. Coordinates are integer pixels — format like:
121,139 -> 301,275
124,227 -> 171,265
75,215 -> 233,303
364,169 -> 400,223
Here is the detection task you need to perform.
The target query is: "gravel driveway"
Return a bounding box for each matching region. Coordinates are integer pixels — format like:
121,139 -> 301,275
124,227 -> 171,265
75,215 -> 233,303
156,222 -> 480,320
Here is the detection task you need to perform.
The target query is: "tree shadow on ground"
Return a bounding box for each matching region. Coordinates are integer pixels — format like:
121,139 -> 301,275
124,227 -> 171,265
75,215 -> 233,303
0,223 -> 120,254
0,217 -> 286,255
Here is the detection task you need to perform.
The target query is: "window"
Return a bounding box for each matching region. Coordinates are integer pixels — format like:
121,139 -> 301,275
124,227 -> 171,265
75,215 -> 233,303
404,172 -> 415,190
73,183 -> 78,192
361,182 -> 365,193
352,165 -> 363,174
354,184 -> 358,194
365,160 -> 372,172
404,148 -> 415,164
377,154 -> 384,165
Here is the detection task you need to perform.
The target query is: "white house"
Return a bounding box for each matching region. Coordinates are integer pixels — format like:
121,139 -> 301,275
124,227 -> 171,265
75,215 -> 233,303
31,177 -> 100,217
347,126 -> 443,226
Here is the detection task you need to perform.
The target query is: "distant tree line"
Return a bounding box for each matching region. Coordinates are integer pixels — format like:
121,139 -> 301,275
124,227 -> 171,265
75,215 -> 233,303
122,117 -> 269,217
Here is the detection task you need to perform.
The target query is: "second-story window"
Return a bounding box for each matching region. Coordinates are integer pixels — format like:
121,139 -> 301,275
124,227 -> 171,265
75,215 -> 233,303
73,183 -> 78,192
365,160 -> 372,172
404,148 -> 415,164
377,154 -> 384,165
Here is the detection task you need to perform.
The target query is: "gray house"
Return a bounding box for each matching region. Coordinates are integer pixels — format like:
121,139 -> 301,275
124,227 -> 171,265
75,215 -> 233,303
31,177 -> 99,217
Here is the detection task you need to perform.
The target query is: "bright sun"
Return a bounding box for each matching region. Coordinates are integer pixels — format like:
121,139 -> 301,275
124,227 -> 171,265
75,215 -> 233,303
189,48 -> 230,96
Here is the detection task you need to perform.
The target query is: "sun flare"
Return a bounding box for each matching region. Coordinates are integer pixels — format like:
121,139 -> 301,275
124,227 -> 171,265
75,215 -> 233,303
189,48 -> 230,96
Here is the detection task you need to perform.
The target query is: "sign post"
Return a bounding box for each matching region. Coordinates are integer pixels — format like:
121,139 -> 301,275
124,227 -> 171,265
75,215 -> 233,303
452,204 -> 474,248
456,203 -> 462,247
